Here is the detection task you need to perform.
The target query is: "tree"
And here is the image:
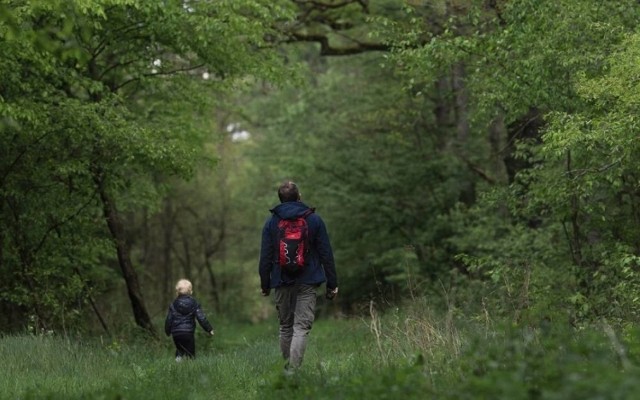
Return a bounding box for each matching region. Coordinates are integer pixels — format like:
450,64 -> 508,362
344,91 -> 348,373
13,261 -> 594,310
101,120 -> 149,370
0,0 -> 293,334
385,0 -> 640,320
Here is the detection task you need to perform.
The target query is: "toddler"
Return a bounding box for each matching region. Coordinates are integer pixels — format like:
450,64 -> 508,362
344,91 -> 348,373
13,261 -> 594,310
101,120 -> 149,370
164,279 -> 214,361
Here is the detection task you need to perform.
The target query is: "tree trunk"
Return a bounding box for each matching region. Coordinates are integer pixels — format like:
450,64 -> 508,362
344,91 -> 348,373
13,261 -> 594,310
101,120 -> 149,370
452,62 -> 476,204
181,235 -> 192,279
162,198 -> 175,307
565,150 -> 583,267
93,170 -> 156,338
503,108 -> 543,183
205,213 -> 226,311
204,256 -> 220,312
489,111 -> 508,184
433,76 -> 452,150
453,62 -> 470,144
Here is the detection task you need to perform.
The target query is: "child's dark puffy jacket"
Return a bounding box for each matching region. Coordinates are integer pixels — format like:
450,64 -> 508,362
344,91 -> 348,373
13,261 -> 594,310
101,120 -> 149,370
164,295 -> 213,336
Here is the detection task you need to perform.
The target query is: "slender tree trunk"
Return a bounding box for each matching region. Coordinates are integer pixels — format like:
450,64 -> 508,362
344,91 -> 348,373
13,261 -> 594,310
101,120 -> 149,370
489,111 -> 508,183
452,62 -> 476,204
566,151 -> 583,267
204,256 -> 220,311
75,268 -> 110,335
453,62 -> 470,144
181,236 -> 192,279
433,76 -> 452,150
162,199 -> 175,306
93,170 -> 156,337
503,108 -> 543,183
140,208 -> 150,267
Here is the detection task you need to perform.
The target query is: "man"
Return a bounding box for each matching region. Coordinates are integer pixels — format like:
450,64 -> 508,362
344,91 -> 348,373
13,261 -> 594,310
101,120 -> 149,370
259,180 -> 338,371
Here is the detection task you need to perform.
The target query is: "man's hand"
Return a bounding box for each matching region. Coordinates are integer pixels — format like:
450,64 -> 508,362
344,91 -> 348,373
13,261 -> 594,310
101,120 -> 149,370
326,287 -> 339,300
261,288 -> 271,297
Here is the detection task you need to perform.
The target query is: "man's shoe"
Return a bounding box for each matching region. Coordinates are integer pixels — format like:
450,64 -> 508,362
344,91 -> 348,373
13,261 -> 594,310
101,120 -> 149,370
284,362 -> 295,376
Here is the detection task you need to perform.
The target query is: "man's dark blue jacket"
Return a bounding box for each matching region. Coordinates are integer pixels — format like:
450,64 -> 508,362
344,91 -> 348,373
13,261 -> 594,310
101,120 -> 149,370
259,201 -> 337,291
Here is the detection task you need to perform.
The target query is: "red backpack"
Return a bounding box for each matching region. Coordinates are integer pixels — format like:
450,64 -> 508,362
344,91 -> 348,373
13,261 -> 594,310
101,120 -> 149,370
277,209 -> 314,274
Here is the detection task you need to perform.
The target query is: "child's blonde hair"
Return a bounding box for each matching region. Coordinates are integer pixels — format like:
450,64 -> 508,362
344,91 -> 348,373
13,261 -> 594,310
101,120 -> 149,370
175,279 -> 193,295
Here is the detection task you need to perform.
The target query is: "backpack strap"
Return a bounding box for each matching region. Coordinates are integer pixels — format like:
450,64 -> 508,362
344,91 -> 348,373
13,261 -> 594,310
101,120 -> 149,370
301,208 -> 315,256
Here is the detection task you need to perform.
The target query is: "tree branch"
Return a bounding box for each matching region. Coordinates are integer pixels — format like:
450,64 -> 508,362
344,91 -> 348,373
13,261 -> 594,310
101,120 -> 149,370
293,0 -> 369,11
0,130 -> 53,189
33,190 -> 100,255
287,31 -> 389,55
460,156 -> 497,185
112,63 -> 206,91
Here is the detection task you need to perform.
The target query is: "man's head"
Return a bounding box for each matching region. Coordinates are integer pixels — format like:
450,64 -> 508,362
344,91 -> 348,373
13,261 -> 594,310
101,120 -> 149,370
278,180 -> 301,203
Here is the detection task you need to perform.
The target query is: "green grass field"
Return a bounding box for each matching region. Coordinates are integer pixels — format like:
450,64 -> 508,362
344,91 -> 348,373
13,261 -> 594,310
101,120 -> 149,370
0,318 -> 382,400
4,312 -> 640,400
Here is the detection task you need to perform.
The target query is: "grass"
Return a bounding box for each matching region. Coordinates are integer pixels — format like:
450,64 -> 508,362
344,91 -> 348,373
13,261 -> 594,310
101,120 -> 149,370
4,306 -> 640,399
0,318 -> 379,400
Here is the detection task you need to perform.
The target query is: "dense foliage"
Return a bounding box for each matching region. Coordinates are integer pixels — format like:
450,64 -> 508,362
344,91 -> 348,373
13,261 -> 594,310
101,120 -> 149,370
235,0 -> 640,327
2,0 -> 640,341
0,0 -> 293,334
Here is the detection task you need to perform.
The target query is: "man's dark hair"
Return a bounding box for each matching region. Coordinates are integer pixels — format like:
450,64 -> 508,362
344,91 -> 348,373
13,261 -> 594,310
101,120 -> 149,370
278,181 -> 300,203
